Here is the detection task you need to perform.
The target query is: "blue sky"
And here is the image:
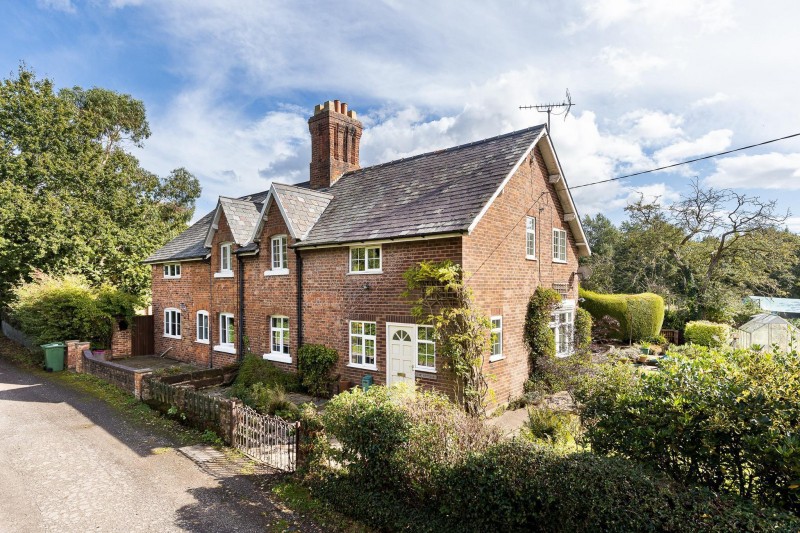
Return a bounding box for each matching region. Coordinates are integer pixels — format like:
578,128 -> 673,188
3,0 -> 800,230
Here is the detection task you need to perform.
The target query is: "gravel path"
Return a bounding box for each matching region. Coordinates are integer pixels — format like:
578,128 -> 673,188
0,356 -> 321,533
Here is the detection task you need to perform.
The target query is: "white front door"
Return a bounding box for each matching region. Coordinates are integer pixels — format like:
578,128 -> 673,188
387,324 -> 415,386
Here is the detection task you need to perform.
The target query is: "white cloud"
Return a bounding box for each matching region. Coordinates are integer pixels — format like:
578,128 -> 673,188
619,110 -> 684,144
598,47 -> 666,85
569,0 -> 736,33
654,129 -> 733,166
36,0 -> 75,13
785,217 -> 800,233
691,92 -> 730,108
705,152 -> 800,190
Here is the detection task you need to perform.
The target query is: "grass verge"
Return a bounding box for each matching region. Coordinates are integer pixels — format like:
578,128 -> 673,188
272,479 -> 372,533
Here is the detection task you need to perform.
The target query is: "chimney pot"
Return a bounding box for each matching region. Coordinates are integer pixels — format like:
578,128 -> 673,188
341,102 -> 348,115
334,99 -> 340,113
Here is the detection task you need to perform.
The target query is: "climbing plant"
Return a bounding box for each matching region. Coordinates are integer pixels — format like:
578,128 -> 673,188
403,260 -> 491,417
523,286 -> 562,378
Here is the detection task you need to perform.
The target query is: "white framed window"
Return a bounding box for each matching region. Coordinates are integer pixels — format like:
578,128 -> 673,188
163,308 -> 181,339
490,316 -> 503,362
215,242 -> 233,278
525,217 -> 536,259
349,321 -> 377,369
349,246 -> 381,273
214,313 -> 236,354
163,263 -> 181,278
265,235 -> 289,276
416,325 -> 436,371
196,311 -> 209,344
265,316 -> 291,363
553,228 -> 567,263
551,300 -> 575,357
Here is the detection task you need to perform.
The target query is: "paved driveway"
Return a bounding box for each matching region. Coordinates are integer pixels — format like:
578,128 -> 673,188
0,358 -> 318,532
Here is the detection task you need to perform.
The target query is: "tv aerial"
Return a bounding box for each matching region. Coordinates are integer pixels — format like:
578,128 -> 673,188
519,89 -> 574,130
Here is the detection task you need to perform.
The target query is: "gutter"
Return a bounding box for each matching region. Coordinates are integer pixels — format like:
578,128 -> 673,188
238,253 -> 245,362
296,248 -> 303,349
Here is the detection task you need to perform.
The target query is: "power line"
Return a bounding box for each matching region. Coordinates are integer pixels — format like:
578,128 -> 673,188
570,132 -> 800,189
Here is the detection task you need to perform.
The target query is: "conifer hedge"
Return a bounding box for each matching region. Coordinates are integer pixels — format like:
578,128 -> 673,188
579,288 -> 664,342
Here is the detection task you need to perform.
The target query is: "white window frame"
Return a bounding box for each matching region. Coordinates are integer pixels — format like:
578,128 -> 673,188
415,325 -> 436,372
196,310 -> 209,344
163,308 -> 181,339
265,235 -> 289,276
264,315 -> 291,363
489,316 -> 503,362
349,246 -> 382,274
553,228 -> 567,263
551,300 -> 575,358
163,263 -> 181,279
349,320 -> 377,370
214,313 -> 236,354
525,217 -> 537,260
215,242 -> 234,278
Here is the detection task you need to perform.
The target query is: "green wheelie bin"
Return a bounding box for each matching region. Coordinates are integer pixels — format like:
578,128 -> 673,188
41,342 -> 66,372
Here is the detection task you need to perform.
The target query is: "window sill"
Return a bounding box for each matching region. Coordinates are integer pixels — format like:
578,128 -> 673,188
263,352 -> 292,364
163,334 -> 182,340
213,344 -> 236,354
552,259 -> 568,264
163,276 -> 182,280
525,255 -> 538,261
214,271 -> 234,278
489,354 -> 505,363
414,366 -> 436,374
348,363 -> 378,371
264,269 -> 289,277
195,339 -> 209,345
347,270 -> 383,275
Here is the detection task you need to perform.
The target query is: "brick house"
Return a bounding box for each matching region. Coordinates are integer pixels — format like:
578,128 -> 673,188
144,100 -> 590,403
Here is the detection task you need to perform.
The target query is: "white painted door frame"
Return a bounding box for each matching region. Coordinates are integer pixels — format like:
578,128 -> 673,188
385,322 -> 416,386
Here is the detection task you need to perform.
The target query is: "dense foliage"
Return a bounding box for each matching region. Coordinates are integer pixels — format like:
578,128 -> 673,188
579,181 -> 799,323
576,346 -> 800,514
684,320 -> 731,347
573,306 -> 593,351
297,344 -> 338,397
0,66 -> 201,300
579,288 -> 664,342
404,260 -> 491,415
523,286 -> 561,376
9,272 -> 141,347
228,354 -> 301,409
312,385 -> 799,532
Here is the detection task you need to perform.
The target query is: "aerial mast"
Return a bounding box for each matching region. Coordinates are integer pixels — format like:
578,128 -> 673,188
519,89 -> 574,130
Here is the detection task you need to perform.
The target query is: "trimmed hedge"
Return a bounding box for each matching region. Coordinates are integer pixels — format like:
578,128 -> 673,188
579,288 -> 664,342
684,320 -> 731,347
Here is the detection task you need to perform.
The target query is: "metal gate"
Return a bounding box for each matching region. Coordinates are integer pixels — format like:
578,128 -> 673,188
132,315 -> 154,356
233,403 -> 299,471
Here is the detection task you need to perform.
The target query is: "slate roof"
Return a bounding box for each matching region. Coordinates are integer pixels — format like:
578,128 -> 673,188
299,125 -> 545,246
272,183 -> 333,240
143,210 -> 217,263
219,197 -> 262,245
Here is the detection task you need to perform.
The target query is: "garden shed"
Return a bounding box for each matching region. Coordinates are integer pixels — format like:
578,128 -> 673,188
733,313 -> 800,352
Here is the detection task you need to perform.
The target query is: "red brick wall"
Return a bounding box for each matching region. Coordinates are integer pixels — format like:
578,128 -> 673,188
152,260 -> 212,366
308,103 -> 363,189
242,200 -> 298,371
301,238 -> 461,396
463,146 -> 581,404
110,321 -> 131,358
209,212 -> 240,367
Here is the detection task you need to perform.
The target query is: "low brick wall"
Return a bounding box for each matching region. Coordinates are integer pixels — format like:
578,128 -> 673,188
82,352 -> 151,399
110,320 -> 132,358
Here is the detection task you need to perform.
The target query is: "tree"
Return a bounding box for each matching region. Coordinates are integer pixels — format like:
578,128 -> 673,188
579,214 -> 622,293
0,65 -> 201,300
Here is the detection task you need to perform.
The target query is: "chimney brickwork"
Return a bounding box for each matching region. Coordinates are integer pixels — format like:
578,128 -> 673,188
308,100 -> 363,190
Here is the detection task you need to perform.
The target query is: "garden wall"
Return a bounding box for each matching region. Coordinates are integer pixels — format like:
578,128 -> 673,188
82,351 -> 151,399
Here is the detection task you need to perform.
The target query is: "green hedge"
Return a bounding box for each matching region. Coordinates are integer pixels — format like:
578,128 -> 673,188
297,344 -> 338,397
684,320 -> 731,347
312,385 -> 799,532
579,288 -> 664,342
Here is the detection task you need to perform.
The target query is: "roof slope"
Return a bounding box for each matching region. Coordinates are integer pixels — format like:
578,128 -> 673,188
272,183 -> 333,240
219,197 -> 262,245
299,125 -> 545,246
144,210 -> 216,263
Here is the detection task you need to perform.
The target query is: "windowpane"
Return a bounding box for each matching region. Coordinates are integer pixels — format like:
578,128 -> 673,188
526,217 -> 536,257
490,317 -> 502,357
350,321 -> 376,367
417,325 -> 436,369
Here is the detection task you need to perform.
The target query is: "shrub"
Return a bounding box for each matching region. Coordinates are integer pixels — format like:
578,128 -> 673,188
684,320 -> 731,347
9,272 -> 140,346
575,347 -> 800,514
248,383 -> 300,420
231,353 -> 301,393
297,343 -> 338,397
523,286 -> 562,376
573,306 -> 592,351
523,406 -> 580,448
579,288 -> 664,342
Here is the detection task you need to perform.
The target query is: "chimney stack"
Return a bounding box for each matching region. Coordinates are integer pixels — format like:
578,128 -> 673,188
308,100 -> 363,190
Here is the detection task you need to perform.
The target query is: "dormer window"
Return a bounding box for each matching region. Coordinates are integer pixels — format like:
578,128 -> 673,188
265,235 -> 289,276
215,242 -> 234,278
163,263 -> 181,279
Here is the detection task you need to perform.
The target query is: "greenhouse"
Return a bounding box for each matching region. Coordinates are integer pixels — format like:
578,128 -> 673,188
733,313 -> 800,352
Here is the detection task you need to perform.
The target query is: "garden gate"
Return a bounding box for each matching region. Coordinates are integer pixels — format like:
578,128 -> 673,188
132,315 -> 154,356
233,403 -> 299,472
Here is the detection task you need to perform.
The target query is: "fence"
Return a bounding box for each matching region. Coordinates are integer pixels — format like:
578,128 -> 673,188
661,328 -> 682,345
1,319 -> 41,353
233,403 -> 299,472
